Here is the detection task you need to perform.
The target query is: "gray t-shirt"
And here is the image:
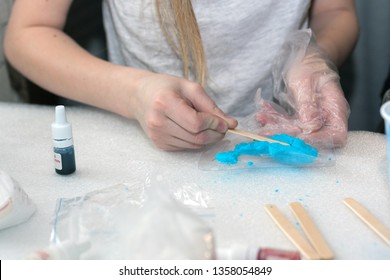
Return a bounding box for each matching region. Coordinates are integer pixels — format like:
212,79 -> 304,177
102,0 -> 310,117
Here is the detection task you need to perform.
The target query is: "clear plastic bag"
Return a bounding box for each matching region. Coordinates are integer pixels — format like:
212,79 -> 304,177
48,175 -> 215,259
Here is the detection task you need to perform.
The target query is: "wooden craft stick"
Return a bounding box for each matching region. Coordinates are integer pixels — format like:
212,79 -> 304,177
264,204 -> 321,260
227,129 -> 289,146
290,202 -> 334,260
343,197 -> 390,246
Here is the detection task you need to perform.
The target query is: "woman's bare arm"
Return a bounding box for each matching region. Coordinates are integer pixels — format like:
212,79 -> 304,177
309,0 -> 359,66
4,0 -> 149,119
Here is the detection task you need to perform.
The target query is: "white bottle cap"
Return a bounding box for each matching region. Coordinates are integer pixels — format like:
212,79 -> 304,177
217,245 -> 259,260
51,105 -> 73,148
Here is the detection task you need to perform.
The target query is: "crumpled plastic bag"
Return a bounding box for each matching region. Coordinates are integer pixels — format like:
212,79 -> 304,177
46,179 -> 215,259
117,187 -> 215,259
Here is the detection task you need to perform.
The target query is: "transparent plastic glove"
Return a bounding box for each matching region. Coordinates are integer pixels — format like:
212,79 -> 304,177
256,29 -> 349,148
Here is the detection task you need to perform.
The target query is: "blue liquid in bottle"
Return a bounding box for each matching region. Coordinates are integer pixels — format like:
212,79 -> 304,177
52,105 -> 76,175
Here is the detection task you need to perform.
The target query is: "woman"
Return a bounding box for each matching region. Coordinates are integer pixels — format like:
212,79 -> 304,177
4,0 -> 358,150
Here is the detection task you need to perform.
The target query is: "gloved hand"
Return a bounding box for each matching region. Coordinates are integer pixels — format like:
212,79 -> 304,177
256,29 -> 349,148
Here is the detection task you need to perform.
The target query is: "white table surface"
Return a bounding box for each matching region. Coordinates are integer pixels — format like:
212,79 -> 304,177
1,102 -> 390,260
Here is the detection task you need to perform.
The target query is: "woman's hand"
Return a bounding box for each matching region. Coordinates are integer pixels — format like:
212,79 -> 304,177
133,73 -> 238,150
256,40 -> 349,148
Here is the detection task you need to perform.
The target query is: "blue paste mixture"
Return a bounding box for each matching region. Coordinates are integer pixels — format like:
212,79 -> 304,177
215,134 -> 318,165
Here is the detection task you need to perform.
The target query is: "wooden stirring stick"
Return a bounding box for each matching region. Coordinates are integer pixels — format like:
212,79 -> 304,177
227,129 -> 289,146
290,202 -> 334,260
264,204 -> 321,260
343,197 -> 390,246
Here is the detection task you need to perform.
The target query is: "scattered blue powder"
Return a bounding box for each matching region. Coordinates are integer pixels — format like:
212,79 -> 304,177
215,134 -> 318,165
247,161 -> 254,166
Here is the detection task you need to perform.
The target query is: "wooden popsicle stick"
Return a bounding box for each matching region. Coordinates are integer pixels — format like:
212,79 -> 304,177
227,129 -> 289,146
264,204 -> 321,260
343,197 -> 390,246
290,202 -> 334,260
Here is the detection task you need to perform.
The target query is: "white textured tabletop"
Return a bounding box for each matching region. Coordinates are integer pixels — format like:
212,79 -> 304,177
0,102 -> 389,260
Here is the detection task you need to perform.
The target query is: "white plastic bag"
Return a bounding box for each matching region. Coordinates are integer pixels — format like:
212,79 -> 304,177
0,170 -> 36,230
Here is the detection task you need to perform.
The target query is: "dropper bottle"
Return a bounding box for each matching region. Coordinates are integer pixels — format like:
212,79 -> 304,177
51,105 -> 76,175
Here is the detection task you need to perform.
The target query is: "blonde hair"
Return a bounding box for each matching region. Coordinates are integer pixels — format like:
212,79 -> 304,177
155,0 -> 207,86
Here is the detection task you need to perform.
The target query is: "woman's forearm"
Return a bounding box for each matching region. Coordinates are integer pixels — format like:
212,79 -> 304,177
309,0 -> 359,66
4,2 -> 150,119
